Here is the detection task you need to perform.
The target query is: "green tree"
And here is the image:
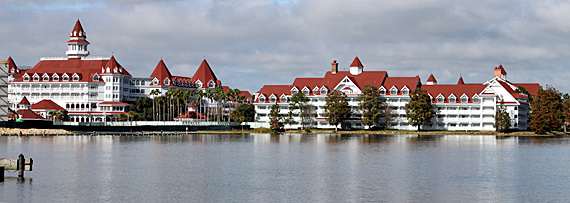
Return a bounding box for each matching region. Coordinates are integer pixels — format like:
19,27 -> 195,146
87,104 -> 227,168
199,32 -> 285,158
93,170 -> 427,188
494,99 -> 511,132
230,104 -> 255,122
516,86 -> 533,102
283,111 -> 296,130
382,103 -> 396,129
530,85 -> 563,134
324,90 -> 351,132
289,92 -> 309,129
357,85 -> 382,129
405,88 -> 436,131
118,113 -> 128,121
269,103 -> 283,132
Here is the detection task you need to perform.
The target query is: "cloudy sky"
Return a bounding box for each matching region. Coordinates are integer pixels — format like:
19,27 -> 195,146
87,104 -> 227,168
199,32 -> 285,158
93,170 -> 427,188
2,0 -> 570,93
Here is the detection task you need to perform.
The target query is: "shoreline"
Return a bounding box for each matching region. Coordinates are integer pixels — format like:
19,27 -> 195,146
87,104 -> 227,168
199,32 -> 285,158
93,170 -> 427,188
0,127 -> 565,137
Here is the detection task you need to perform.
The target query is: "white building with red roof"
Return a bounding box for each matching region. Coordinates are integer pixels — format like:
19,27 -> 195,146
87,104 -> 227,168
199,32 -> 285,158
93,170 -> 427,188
253,57 -> 539,131
7,20 -> 250,123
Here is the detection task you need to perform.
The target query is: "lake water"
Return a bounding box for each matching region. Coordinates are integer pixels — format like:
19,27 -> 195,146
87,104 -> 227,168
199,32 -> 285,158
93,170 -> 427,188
1,134 -> 570,202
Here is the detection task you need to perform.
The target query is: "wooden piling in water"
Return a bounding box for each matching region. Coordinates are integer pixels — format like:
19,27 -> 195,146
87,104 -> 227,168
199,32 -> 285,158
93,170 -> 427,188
18,154 -> 24,178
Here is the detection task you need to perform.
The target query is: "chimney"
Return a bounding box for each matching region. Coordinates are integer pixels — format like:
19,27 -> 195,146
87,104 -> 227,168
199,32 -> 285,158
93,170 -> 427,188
332,60 -> 338,74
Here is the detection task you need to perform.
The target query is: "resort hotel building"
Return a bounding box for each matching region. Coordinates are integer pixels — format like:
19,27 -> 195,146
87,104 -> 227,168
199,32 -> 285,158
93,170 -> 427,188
253,57 -> 539,131
6,20 -> 250,122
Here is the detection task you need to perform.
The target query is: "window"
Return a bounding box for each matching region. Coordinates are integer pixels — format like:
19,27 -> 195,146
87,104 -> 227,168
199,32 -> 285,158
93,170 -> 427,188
390,88 -> 397,95
449,97 -> 456,103
287,89 -> 296,96
153,79 -> 158,85
280,96 -> 287,103
259,98 -> 266,103
92,75 -> 99,81
63,76 -> 69,81
437,96 -> 444,103
379,88 -> 386,95
33,76 -> 40,81
23,75 -> 30,81
208,81 -> 215,88
402,88 -> 409,95
320,89 -> 327,95
43,76 -> 49,81
343,78 -> 350,83
73,76 -> 80,81
303,90 -> 310,95
164,78 -> 170,85
270,97 -> 276,103
472,98 -> 480,103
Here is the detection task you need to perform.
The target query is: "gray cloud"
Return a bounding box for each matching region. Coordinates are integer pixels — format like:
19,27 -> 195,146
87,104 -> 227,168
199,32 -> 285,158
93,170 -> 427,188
2,0 -> 570,93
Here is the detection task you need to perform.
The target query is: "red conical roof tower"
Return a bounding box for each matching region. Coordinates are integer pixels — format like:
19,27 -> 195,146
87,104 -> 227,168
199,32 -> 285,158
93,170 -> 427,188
150,59 -> 173,86
192,59 -> 219,88
457,75 -> 465,85
66,19 -> 90,58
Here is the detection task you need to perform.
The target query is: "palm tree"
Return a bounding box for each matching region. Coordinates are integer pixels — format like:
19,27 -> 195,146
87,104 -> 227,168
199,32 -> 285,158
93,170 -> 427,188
156,96 -> 165,121
172,88 -> 183,119
205,89 -> 213,121
150,89 -> 161,121
165,87 -> 175,120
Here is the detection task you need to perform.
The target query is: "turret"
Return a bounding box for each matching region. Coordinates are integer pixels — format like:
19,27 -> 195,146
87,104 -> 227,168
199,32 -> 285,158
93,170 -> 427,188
349,56 -> 363,75
66,19 -> 90,58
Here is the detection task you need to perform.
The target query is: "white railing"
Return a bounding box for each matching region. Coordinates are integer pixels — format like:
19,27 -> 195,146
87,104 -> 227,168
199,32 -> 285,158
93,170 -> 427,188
54,121 -> 241,127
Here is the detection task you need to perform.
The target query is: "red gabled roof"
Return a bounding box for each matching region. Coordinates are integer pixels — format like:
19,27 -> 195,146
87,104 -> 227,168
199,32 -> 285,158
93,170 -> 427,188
240,91 -> 252,100
512,83 -> 540,97
427,74 -> 437,83
102,56 -> 131,76
98,101 -> 130,106
255,85 -> 291,103
292,78 -> 322,95
16,109 -> 45,120
67,19 -> 89,45
192,59 -> 218,88
19,96 -> 31,106
188,103 -> 196,108
457,76 -> 465,85
350,56 -> 363,67
497,80 -> 526,99
175,111 -> 208,120
14,56 -> 131,82
319,71 -> 387,91
150,59 -> 173,86
30,99 -> 65,110
70,19 -> 86,37
422,84 -> 486,103
382,76 -> 421,94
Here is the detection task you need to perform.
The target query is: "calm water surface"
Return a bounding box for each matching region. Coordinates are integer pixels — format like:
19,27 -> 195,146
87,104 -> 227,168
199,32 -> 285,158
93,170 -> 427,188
1,134 -> 570,202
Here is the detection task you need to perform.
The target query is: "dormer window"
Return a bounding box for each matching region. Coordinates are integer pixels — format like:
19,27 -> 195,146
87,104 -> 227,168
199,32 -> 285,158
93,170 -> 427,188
53,76 -> 59,81
280,96 -> 287,103
208,81 -> 215,88
472,96 -> 480,103
114,67 -> 118,73
379,87 -> 386,95
401,87 -> 409,95
291,88 -> 299,95
270,96 -> 277,103
320,88 -> 328,95
437,95 -> 445,103
449,95 -> 456,103
313,87 -> 319,95
259,97 -> 266,103
390,87 -> 398,95
343,78 -> 350,83
164,78 -> 170,85
106,67 -> 111,73
73,76 -> 80,81
33,75 -> 40,81
23,75 -> 30,81
302,89 -> 310,95
43,75 -> 49,81
461,94 -> 469,103
93,75 -> 99,81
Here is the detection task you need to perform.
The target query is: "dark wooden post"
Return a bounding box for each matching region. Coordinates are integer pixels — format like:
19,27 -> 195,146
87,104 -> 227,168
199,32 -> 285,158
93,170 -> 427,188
18,154 -> 24,178
0,166 -> 4,182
